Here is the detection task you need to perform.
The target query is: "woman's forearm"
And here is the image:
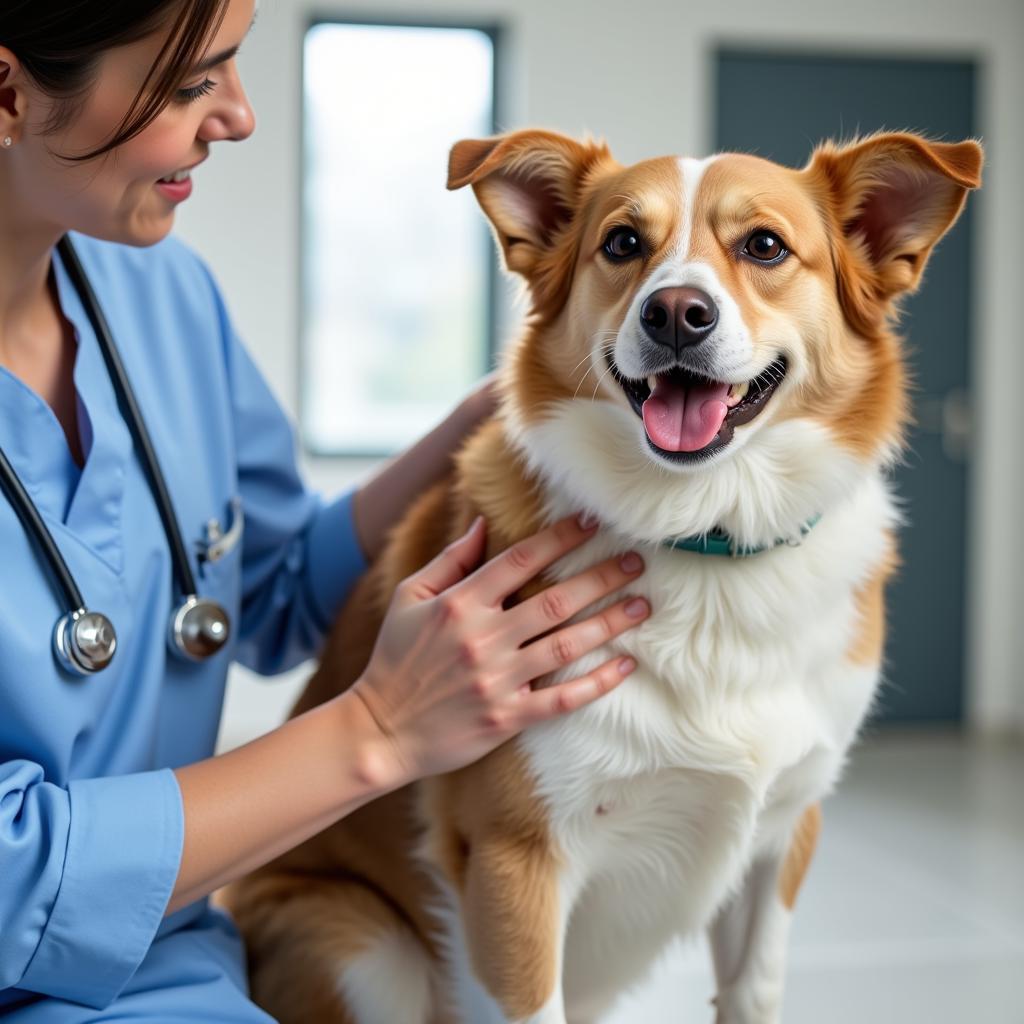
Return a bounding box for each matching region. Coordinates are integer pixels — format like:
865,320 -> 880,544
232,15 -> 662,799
352,380 -> 495,562
168,690 -> 399,915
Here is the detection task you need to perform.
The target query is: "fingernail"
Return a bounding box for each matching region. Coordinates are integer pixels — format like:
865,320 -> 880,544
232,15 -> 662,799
618,656 -> 636,674
577,511 -> 599,530
620,551 -> 643,573
625,597 -> 649,618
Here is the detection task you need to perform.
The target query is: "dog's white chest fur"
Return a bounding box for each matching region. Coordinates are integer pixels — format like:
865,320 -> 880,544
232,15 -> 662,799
519,497 -> 884,919
504,409 -> 894,995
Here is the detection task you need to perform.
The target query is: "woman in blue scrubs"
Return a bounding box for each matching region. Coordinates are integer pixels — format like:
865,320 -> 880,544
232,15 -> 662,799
0,1 -> 652,1020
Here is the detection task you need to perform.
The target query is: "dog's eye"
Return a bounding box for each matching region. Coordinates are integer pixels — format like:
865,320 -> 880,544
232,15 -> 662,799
603,227 -> 643,261
743,230 -> 787,263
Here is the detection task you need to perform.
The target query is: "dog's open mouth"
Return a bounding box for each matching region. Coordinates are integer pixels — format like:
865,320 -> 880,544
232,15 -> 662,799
608,356 -> 788,461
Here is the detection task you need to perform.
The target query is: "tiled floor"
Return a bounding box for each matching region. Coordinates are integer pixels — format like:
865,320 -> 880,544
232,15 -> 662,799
604,731 -> 1024,1024
218,675 -> 1024,1023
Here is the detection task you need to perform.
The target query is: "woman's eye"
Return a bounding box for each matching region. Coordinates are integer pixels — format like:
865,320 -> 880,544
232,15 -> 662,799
176,78 -> 217,104
743,230 -> 787,263
603,227 -> 643,261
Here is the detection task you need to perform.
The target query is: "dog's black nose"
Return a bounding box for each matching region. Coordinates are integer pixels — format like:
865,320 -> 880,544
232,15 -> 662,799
640,287 -> 719,352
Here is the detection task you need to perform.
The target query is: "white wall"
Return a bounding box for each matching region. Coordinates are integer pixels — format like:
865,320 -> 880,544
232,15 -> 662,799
178,0 -> 1024,745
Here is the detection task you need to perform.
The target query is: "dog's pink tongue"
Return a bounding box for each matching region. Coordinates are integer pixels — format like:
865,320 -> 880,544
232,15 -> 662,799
642,375 -> 731,452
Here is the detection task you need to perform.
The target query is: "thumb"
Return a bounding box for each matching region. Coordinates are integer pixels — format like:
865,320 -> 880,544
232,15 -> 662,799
408,515 -> 486,599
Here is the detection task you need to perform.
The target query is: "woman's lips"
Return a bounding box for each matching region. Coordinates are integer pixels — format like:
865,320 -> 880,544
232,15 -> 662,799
155,174 -> 193,202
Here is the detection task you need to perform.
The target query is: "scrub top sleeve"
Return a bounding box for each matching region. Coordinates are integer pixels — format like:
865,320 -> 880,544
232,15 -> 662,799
1,760 -> 183,1010
204,269 -> 368,675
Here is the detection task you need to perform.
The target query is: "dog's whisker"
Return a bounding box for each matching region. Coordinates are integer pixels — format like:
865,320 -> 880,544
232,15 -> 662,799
573,364 -> 598,401
569,340 -> 619,400
573,352 -> 614,401
569,342 -> 612,380
572,356 -> 602,400
590,361 -> 618,401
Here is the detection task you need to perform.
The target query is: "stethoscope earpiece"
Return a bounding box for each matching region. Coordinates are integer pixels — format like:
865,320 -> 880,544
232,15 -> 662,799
54,609 -> 118,676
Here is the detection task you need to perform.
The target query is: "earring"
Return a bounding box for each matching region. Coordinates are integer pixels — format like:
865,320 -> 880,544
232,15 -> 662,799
1,137 -> 11,148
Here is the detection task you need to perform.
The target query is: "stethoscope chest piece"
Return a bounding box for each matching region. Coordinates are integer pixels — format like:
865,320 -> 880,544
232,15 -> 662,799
171,596 -> 231,662
55,609 -> 118,676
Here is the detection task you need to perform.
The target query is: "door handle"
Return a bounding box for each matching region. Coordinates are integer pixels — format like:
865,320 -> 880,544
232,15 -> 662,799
918,388 -> 971,462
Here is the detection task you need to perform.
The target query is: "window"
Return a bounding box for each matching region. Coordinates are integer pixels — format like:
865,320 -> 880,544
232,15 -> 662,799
301,21 -> 498,455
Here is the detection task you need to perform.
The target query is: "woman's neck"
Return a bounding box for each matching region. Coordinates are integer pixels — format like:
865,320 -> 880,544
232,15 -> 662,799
0,248 -> 61,373
0,165 -> 65,363
0,207 -> 84,467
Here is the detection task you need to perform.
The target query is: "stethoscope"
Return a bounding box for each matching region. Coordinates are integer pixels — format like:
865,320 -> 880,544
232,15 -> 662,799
0,235 -> 233,676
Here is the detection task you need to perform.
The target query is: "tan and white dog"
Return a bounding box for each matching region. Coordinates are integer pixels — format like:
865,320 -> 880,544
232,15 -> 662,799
225,129 -> 982,1024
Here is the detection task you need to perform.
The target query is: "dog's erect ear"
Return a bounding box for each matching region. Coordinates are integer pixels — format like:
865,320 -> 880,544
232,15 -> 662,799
448,129 -> 613,309
806,132 -> 982,334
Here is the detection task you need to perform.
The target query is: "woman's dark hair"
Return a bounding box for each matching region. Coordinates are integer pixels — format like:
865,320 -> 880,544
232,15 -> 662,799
1,0 -> 229,161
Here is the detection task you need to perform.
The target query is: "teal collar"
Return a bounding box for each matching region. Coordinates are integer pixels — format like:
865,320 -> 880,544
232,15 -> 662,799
662,515 -> 821,557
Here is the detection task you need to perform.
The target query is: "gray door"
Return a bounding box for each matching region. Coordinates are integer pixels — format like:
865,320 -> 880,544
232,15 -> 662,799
715,52 -> 976,723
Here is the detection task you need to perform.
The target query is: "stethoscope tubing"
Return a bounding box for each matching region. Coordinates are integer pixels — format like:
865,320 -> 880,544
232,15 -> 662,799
0,445 -> 86,612
56,236 -> 199,599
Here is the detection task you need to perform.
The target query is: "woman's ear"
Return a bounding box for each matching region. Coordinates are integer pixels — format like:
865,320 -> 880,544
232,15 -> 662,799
805,132 -> 983,334
447,129 -> 615,313
0,48 -> 34,145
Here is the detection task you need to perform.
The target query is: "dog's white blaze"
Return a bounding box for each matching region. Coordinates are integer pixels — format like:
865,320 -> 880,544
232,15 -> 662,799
609,154 -> 762,389
678,155 -> 715,259
606,160 -> 718,383
336,928 -> 434,1024
660,157 -> 757,378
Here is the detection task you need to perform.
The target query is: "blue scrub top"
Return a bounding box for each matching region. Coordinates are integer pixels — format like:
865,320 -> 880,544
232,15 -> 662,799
0,233 -> 367,1013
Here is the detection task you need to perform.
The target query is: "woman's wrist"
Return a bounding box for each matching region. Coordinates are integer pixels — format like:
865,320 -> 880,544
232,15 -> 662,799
331,686 -> 414,796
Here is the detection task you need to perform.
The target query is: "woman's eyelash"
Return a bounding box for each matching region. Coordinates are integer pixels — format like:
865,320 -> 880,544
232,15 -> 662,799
177,78 -> 217,103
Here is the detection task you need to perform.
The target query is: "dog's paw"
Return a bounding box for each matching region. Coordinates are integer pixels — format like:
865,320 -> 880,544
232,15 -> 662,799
711,981 -> 783,1024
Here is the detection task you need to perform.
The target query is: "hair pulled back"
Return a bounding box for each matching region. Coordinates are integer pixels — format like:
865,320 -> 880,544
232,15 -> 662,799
1,0 -> 228,160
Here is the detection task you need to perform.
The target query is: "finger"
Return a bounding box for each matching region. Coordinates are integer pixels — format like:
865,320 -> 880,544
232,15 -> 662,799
517,595 -> 650,681
506,551 -> 645,644
405,516 -> 487,600
517,653 -> 637,726
466,512 -> 600,607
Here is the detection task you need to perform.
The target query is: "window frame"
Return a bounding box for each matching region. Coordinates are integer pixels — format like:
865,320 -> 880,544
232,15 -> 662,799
298,13 -> 503,458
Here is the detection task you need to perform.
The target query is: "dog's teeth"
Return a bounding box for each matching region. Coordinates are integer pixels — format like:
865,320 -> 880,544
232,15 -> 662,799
646,376 -> 657,391
731,381 -> 750,400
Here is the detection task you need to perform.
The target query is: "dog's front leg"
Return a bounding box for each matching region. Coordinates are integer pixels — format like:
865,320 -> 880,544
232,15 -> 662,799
708,804 -> 821,1024
462,834 -> 572,1024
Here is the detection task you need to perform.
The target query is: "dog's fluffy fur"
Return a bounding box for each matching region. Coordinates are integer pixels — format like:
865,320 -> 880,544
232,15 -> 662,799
224,130 -> 981,1024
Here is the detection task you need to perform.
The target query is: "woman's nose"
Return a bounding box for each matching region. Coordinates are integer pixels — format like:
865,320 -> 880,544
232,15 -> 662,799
198,66 -> 256,143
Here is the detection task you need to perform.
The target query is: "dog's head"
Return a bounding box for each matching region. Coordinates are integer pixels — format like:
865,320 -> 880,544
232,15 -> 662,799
449,130 -> 982,542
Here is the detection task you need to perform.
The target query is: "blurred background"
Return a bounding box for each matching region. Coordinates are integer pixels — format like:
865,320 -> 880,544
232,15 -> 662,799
177,0 -> 1024,1019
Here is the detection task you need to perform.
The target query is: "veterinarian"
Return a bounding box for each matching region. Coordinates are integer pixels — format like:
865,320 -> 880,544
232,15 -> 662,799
0,1 -> 652,1020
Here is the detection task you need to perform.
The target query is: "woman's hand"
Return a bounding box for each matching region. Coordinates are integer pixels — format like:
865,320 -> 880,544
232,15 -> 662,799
348,512 -> 650,786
